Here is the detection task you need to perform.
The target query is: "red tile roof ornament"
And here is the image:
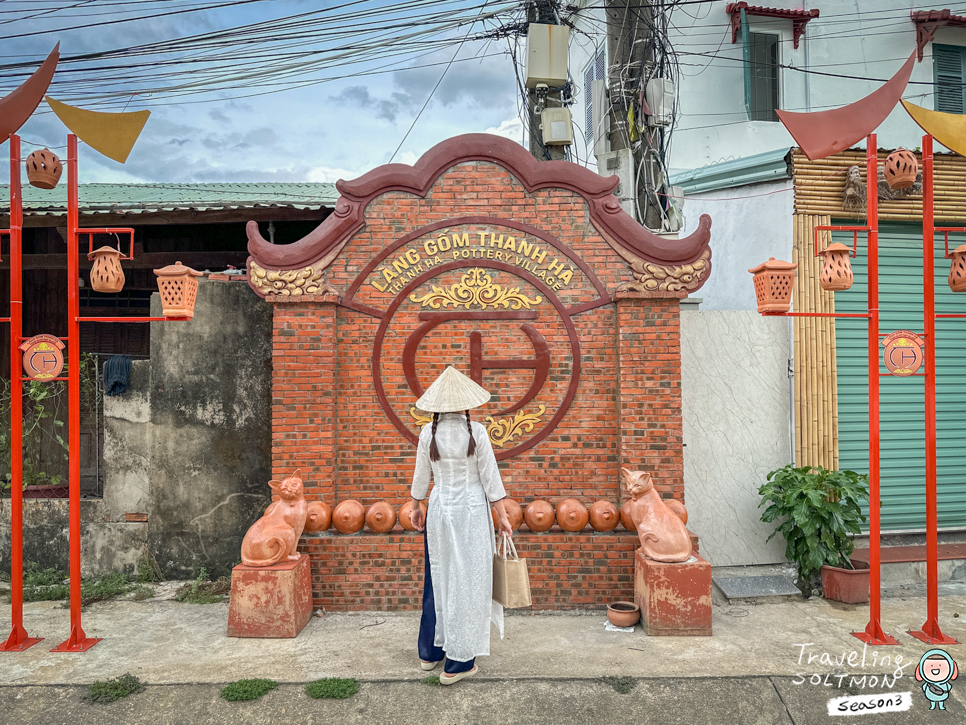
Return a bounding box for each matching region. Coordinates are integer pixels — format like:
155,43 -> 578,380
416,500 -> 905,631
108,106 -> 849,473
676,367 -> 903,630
912,10 -> 966,61
726,3 -> 820,49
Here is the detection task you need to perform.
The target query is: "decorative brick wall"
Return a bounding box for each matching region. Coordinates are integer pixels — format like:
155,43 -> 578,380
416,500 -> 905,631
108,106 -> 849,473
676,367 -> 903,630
249,135 -> 711,610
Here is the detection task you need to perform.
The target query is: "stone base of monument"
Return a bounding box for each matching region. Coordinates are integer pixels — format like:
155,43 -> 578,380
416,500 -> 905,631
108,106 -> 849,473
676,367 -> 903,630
634,550 -> 712,636
227,553 -> 312,638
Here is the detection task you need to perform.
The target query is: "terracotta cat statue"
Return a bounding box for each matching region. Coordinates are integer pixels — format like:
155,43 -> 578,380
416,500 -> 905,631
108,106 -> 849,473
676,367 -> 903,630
240,470 -> 308,567
620,467 -> 692,563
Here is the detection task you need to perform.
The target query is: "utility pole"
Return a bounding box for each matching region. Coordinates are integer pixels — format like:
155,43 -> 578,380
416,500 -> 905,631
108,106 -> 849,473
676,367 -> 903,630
526,0 -> 566,161
605,0 -> 663,230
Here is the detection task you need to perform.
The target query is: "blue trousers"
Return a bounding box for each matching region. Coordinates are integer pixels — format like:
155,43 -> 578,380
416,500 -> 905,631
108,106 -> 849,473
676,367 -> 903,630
418,529 -> 475,674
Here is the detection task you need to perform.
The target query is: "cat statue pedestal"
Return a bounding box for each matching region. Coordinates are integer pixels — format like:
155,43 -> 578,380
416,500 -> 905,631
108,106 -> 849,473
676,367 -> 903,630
634,550 -> 712,636
227,553 -> 312,638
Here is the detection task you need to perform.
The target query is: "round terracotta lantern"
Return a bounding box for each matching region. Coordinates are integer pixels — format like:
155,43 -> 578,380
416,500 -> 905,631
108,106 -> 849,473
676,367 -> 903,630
304,501 -> 332,534
399,500 -> 426,531
818,242 -> 854,292
88,247 -> 126,293
332,500 -> 366,534
748,257 -> 797,314
491,498 -> 524,531
153,261 -> 204,319
589,500 -> 619,532
555,498 -> 588,532
365,501 -> 397,533
665,499 -> 688,526
620,502 -> 635,532
524,500 -> 555,532
883,148 -> 918,190
949,245 -> 966,293
25,148 -> 62,189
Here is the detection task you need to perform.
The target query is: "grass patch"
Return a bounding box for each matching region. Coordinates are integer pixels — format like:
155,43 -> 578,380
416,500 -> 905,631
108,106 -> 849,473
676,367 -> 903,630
81,572 -> 139,606
130,584 -> 155,601
601,676 -> 638,694
421,675 -> 441,686
220,678 -> 277,702
84,673 -> 145,704
175,567 -> 230,604
7,565 -> 157,606
305,678 -> 358,699
12,563 -> 69,603
136,548 -> 165,583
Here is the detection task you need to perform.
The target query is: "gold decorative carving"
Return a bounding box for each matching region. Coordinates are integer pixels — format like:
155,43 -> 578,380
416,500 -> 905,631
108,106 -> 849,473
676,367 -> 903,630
617,249 -> 711,294
409,268 -> 542,310
409,404 -> 546,448
484,406 -> 546,448
249,261 -> 337,296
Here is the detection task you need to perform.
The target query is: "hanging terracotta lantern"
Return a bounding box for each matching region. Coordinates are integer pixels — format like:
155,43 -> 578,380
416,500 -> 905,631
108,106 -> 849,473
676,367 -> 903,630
88,246 -> 125,293
818,242 -> 854,292
748,257 -> 797,314
883,148 -> 918,190
25,148 -> 63,189
153,261 -> 204,318
949,245 -> 966,293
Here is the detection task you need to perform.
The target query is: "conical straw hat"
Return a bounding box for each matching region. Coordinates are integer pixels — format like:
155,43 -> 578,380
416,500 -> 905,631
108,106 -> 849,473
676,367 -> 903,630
415,366 -> 490,413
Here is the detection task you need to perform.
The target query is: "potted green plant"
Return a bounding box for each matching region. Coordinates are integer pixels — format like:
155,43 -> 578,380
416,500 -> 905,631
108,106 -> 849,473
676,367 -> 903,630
759,464 -> 870,603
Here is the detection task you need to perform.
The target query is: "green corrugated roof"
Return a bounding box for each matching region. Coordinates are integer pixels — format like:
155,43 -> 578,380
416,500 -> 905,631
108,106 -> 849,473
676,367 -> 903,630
670,147 -> 792,194
0,182 -> 338,216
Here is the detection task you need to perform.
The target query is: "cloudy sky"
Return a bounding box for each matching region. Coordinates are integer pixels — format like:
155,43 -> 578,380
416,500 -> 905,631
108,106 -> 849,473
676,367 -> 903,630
3,0 -> 527,184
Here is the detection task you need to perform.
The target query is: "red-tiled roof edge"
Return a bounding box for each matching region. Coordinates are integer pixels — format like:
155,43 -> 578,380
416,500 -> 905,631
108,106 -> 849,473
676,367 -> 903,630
911,9 -> 966,60
726,3 -> 820,49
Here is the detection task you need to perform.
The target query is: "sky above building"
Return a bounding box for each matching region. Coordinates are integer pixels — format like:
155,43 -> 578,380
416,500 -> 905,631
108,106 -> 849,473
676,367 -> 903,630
3,0 -> 527,184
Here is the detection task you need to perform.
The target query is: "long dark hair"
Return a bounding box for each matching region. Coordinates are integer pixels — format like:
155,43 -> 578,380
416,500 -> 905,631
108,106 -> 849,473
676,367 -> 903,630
429,410 -> 476,462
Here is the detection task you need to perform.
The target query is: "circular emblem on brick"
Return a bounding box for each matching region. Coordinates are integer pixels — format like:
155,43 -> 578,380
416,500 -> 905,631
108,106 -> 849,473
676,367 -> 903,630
882,330 -> 924,377
19,334 -> 65,380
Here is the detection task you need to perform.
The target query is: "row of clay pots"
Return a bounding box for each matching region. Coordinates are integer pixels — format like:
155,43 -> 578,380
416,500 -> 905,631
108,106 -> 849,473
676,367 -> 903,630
304,497 -> 687,535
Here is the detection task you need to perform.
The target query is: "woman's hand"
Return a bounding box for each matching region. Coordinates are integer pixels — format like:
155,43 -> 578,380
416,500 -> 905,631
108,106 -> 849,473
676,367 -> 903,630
493,499 -> 513,537
410,501 -> 425,531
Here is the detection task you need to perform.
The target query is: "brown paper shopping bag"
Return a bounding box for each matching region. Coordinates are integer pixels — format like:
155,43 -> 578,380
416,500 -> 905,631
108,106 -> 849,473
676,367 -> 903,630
492,533 -> 531,608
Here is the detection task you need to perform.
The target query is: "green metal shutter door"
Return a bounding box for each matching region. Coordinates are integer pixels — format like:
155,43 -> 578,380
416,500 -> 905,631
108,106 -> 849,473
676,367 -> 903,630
834,223 -> 966,531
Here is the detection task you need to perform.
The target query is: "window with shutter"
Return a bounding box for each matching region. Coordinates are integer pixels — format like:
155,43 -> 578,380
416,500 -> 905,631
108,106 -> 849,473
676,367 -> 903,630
934,44 -> 966,114
746,32 -> 780,121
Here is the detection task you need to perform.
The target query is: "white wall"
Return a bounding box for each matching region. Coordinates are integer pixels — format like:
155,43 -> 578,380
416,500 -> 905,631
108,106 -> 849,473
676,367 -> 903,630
680,178 -> 794,311
681,310 -> 791,566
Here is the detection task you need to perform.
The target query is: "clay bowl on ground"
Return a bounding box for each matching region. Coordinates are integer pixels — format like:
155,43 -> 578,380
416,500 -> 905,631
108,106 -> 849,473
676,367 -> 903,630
491,498 -> 524,531
555,498 -> 588,532
304,501 -> 332,533
332,500 -> 366,534
589,500 -> 619,532
525,500 -> 555,532
399,500 -> 426,531
366,501 -> 396,533
607,601 -> 641,628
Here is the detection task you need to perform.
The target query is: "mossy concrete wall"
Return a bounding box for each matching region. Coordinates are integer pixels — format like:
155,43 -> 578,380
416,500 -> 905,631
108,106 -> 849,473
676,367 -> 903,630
0,279 -> 273,579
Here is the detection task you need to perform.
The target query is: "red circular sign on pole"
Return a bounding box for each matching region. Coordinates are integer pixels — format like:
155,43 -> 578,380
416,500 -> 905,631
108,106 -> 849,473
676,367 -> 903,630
19,334 -> 65,380
881,330 -> 924,377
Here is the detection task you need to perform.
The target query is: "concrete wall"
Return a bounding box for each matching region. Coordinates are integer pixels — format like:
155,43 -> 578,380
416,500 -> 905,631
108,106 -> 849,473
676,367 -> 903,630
0,279 -> 274,579
681,310 -> 791,566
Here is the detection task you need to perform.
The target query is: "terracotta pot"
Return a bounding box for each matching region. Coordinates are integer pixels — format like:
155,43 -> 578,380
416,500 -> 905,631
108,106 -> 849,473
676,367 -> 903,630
821,561 -> 870,604
949,245 -> 966,293
22,483 -> 69,499
607,601 -> 640,628
818,242 -> 854,292
304,501 -> 332,533
88,246 -> 126,293
399,500 -> 426,531
366,501 -> 397,533
25,148 -> 62,189
153,261 -> 204,319
589,501 -> 619,532
491,498 -> 524,531
524,500 -> 555,532
664,499 -> 688,526
619,502 -> 635,532
883,148 -> 917,190
555,498 -> 588,532
332,500 -> 366,534
748,257 -> 797,314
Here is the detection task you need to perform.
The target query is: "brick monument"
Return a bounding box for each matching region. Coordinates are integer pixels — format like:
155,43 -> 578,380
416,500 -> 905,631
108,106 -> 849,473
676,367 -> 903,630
246,134 -> 713,612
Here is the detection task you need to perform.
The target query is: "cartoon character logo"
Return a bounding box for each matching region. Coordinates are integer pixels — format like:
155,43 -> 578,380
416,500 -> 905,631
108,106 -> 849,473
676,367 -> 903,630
915,649 -> 958,711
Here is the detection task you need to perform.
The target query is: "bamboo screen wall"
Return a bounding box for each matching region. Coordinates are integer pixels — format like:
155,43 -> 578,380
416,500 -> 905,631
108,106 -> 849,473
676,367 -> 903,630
789,148 -> 966,469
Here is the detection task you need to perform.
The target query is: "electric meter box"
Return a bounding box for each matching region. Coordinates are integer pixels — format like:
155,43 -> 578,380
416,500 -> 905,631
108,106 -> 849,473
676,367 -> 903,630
645,78 -> 675,127
540,107 -> 574,146
525,23 -> 569,89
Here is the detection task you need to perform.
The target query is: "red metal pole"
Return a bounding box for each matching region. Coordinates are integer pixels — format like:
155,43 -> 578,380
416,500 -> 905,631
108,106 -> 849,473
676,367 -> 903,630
1,135 -> 42,652
910,134 -> 957,644
855,135 -> 899,646
52,135 -> 99,652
